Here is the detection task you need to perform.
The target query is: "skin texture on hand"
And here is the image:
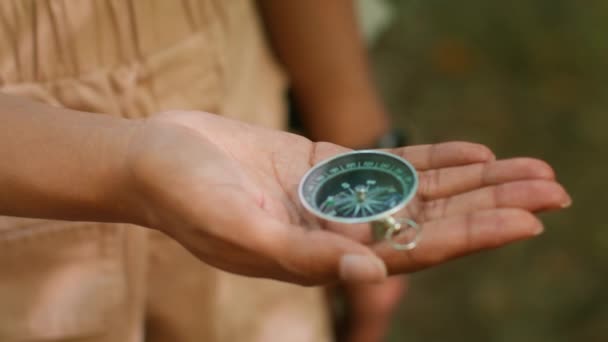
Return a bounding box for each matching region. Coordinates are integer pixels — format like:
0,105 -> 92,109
125,111 -> 571,285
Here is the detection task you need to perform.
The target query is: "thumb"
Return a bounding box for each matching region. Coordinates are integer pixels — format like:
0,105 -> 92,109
271,224 -> 388,285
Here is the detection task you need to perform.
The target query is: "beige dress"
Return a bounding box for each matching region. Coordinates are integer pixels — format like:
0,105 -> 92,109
0,1 -> 331,341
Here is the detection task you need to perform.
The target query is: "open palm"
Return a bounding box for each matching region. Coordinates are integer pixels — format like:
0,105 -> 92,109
131,111 -> 569,285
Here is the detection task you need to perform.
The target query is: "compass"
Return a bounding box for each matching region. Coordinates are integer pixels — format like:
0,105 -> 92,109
298,150 -> 422,250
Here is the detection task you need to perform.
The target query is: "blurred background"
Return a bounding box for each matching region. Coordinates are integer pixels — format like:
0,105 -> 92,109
360,0 -> 607,341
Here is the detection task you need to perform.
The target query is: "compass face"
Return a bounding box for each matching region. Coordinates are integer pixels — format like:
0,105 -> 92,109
299,150 -> 418,223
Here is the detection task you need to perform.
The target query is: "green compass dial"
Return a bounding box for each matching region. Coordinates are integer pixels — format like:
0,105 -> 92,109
299,150 -> 418,223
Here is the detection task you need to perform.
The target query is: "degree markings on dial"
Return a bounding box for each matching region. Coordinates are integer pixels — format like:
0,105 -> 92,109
307,167 -> 410,203
303,156 -> 416,216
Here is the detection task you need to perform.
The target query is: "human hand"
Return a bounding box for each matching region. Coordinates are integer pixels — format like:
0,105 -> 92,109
124,111 -> 570,285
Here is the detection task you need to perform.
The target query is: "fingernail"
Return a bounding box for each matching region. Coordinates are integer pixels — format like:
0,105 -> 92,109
533,224 -> 545,236
339,254 -> 387,283
561,195 -> 573,208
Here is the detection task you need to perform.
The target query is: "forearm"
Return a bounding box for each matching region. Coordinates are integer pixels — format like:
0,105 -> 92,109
258,0 -> 389,147
0,93 -> 138,223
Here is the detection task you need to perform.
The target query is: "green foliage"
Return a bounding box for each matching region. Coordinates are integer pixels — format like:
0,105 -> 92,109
372,1 -> 608,341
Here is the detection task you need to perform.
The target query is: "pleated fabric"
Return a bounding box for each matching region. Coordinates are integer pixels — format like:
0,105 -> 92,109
0,1 -> 330,341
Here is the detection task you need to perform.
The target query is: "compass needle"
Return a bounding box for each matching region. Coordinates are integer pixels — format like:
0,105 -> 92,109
362,203 -> 374,215
353,204 -> 361,217
342,204 -> 356,216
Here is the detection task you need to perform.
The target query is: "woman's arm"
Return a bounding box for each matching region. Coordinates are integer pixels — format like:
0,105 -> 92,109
0,95 -> 390,283
0,93 -> 138,223
257,0 -> 389,148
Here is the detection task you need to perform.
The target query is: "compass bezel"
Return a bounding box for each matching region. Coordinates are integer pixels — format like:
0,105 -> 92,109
298,150 -> 419,224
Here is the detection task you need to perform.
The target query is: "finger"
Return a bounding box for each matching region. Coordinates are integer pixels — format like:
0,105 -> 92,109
270,224 -> 388,285
374,208 -> 542,274
418,157 -> 557,200
387,142 -> 495,171
422,180 -> 571,221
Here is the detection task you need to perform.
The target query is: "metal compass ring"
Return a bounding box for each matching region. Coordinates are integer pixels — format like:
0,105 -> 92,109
298,150 -> 422,251
384,217 -> 422,251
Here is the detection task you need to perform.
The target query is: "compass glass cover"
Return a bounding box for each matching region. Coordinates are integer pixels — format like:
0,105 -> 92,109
299,151 -> 417,221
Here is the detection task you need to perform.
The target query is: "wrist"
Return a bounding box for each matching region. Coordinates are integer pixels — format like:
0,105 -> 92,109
96,117 -> 150,226
113,116 -> 208,231
302,108 -> 391,148
374,129 -> 409,148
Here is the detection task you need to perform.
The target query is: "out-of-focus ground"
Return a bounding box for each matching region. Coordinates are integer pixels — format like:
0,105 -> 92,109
369,1 -> 608,341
